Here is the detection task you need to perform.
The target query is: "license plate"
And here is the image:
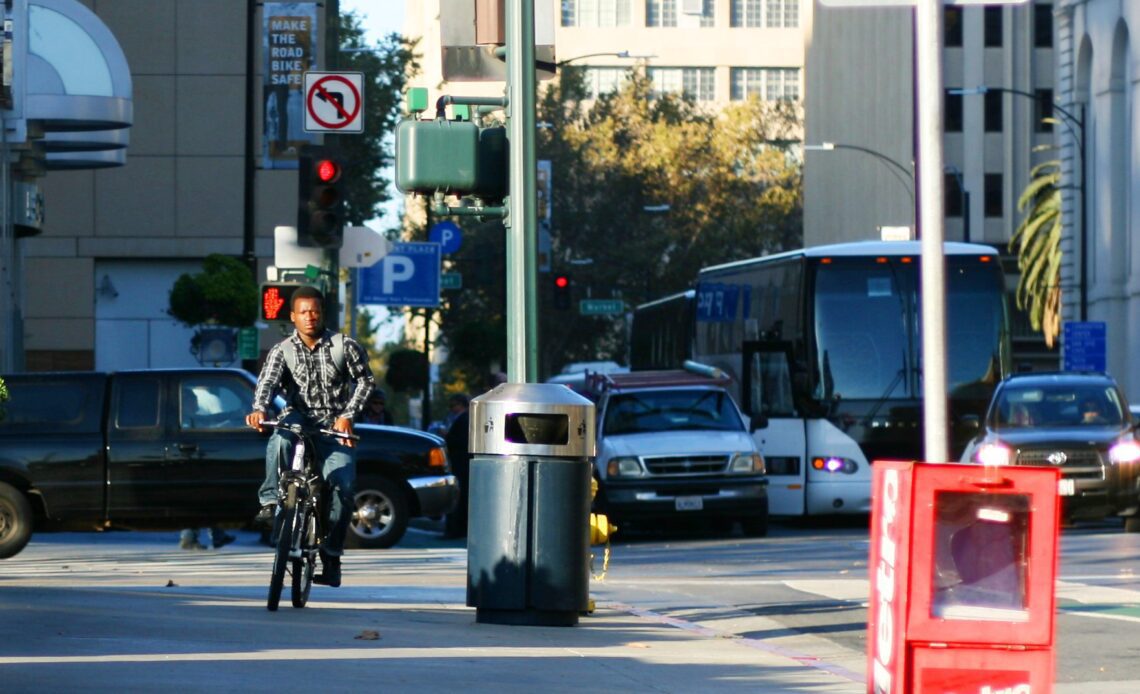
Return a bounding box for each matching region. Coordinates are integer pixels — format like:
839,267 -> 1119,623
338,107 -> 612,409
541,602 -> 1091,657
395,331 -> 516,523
1058,479 -> 1076,496
675,496 -> 703,511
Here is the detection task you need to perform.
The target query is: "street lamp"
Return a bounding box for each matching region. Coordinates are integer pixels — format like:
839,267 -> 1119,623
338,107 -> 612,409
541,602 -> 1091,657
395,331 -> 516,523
553,50 -> 655,68
804,141 -> 916,210
949,85 -> 1087,321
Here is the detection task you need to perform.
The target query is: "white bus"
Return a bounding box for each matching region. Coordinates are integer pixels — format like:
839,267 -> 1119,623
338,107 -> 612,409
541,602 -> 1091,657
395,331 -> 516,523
692,241 -> 1011,516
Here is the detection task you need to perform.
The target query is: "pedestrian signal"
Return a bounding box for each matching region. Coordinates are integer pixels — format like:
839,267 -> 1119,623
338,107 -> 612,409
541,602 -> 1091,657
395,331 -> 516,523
260,283 -> 305,322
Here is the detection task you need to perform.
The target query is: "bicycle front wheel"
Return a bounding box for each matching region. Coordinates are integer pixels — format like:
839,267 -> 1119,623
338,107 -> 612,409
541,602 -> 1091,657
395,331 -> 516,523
291,503 -> 317,608
266,486 -> 298,611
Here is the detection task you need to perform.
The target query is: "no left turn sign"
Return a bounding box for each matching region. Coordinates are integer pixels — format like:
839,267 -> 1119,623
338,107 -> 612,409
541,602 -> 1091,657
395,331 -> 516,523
303,71 -> 364,133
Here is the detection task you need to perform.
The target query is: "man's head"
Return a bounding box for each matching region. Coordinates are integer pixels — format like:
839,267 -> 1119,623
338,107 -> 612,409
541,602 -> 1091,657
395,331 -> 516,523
1081,398 -> 1102,421
290,286 -> 325,338
449,393 -> 469,413
368,390 -> 386,409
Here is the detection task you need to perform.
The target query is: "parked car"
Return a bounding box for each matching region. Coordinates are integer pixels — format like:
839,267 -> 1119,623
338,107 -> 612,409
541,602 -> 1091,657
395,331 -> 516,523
959,372 -> 1140,531
588,369 -> 769,536
0,369 -> 459,558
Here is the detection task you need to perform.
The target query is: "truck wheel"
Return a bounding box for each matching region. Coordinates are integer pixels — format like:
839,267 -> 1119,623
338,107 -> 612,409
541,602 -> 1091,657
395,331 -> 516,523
347,478 -> 408,549
741,515 -> 768,538
0,482 -> 33,559
1124,515 -> 1140,533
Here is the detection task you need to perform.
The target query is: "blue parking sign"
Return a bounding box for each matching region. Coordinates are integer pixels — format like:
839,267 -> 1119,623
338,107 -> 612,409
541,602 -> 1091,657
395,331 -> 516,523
357,242 -> 441,307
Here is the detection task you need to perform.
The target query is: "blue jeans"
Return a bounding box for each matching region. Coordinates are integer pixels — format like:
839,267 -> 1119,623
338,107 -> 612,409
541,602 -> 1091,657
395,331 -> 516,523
257,413 -> 356,556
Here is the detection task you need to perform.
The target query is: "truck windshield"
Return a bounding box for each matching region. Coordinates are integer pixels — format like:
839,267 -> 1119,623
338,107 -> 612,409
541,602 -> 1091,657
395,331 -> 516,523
604,389 -> 744,435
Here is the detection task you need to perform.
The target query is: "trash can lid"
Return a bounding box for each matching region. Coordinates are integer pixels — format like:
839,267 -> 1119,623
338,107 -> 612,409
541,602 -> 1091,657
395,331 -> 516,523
469,383 -> 595,457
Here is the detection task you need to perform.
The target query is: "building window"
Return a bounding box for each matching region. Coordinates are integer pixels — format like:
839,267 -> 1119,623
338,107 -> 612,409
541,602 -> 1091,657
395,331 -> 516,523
730,67 -> 800,101
1034,4 -> 1053,49
699,0 -> 716,28
984,173 -> 1003,218
945,173 -> 964,217
582,67 -> 629,99
1035,89 -> 1054,133
984,90 -> 1002,132
984,7 -> 1002,47
945,7 -> 962,48
945,91 -> 963,132
647,0 -> 678,27
649,67 -> 715,101
731,0 -> 797,28
562,0 -> 633,27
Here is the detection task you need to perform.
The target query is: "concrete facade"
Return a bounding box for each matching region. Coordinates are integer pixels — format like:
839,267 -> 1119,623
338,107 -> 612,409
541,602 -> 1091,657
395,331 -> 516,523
23,0 -> 305,371
1056,0 -> 1140,398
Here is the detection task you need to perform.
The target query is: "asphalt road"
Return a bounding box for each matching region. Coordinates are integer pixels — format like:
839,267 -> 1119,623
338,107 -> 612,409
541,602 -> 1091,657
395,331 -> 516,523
1,518 -> 1138,692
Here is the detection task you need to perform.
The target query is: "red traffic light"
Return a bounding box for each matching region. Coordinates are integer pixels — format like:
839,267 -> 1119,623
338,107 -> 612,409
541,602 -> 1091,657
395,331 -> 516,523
316,159 -> 340,183
554,275 -> 569,289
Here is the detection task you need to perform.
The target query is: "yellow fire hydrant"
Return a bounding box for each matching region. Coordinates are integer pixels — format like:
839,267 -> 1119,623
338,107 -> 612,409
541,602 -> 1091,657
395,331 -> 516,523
586,477 -> 618,615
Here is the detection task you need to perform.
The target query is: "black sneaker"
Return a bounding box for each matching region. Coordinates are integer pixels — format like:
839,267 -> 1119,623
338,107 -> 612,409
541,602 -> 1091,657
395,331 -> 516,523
313,552 -> 342,587
254,504 -> 276,524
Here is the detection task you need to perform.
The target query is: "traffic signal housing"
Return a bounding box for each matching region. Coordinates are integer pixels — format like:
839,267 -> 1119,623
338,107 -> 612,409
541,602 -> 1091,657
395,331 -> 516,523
297,145 -> 345,248
260,283 -> 306,322
553,274 -> 571,311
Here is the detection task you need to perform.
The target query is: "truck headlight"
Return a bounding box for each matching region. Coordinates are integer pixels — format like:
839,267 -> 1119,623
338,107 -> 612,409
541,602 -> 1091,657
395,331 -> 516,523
729,452 -> 765,475
606,456 -> 644,479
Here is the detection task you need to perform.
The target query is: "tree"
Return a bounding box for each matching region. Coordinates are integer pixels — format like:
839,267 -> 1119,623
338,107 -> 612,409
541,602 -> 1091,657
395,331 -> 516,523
168,254 -> 258,327
336,14 -> 419,231
534,68 -> 803,372
1010,147 -> 1063,347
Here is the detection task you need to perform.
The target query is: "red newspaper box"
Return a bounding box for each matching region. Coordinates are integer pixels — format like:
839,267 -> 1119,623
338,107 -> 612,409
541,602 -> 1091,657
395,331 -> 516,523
867,460 -> 1061,694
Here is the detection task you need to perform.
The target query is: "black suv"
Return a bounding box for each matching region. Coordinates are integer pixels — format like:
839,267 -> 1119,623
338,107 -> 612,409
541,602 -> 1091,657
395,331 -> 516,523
960,372 -> 1140,531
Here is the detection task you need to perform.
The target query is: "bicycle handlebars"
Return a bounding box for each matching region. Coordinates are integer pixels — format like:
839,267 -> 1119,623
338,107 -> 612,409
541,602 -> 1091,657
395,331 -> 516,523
261,419 -> 360,442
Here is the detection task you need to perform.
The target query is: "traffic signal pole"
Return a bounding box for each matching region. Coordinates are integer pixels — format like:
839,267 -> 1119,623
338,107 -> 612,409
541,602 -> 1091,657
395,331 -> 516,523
505,0 -> 539,383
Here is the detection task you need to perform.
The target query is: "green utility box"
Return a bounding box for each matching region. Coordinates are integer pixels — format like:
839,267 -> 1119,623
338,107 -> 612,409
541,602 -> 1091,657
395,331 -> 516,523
396,119 -> 479,194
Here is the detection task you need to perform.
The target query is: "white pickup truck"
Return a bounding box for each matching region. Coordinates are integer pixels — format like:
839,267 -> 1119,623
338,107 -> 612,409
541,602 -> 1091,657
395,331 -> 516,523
587,369 -> 769,536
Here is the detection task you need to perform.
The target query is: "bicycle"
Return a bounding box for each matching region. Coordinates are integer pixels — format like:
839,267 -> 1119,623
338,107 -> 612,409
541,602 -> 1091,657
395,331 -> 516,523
263,420 -> 358,611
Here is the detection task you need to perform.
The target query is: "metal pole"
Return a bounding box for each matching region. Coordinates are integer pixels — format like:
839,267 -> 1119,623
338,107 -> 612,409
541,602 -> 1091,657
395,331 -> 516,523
1078,105 -> 1087,321
915,0 -> 949,463
505,0 -> 538,383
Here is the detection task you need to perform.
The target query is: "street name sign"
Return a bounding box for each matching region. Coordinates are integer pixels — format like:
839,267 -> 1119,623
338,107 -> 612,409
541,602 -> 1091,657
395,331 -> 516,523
580,299 -> 625,316
357,242 -> 441,308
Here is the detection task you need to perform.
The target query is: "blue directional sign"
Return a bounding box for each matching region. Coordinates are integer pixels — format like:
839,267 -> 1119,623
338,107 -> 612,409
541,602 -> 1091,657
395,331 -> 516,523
357,242 -> 441,307
428,220 -> 463,254
1062,321 -> 1107,373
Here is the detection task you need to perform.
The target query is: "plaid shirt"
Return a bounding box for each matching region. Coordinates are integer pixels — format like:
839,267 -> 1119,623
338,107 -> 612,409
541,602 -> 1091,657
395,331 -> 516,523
252,329 -> 375,427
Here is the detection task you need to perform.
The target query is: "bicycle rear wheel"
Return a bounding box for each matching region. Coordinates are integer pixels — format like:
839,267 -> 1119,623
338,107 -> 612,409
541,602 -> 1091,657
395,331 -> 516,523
291,503 -> 317,608
266,486 -> 298,611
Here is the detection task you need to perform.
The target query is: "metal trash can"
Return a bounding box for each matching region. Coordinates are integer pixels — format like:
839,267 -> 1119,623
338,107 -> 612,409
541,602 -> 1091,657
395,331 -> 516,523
466,383 -> 596,626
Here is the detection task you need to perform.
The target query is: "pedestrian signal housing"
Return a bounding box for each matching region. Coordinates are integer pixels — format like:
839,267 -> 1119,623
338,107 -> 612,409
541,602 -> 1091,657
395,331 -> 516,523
260,283 -> 308,322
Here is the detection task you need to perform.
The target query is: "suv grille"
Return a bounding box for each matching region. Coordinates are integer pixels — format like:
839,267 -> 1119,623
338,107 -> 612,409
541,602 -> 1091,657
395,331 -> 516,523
1014,448 -> 1104,480
643,454 -> 729,476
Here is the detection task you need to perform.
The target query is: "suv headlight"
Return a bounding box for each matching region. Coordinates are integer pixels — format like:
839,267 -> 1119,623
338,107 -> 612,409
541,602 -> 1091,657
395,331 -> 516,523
1109,440 -> 1140,464
976,442 -> 1012,466
606,456 -> 644,479
729,452 -> 765,475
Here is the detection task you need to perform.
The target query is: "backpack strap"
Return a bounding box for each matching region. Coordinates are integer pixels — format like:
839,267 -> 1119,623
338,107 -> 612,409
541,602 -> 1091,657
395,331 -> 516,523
280,332 -> 346,376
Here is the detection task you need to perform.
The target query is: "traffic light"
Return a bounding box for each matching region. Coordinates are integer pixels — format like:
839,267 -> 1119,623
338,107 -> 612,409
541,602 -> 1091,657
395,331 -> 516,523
553,274 -> 571,311
297,145 -> 345,248
260,283 -> 306,322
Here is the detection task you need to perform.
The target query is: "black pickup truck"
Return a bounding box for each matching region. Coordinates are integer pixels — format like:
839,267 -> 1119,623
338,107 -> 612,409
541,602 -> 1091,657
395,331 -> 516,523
0,368 -> 458,558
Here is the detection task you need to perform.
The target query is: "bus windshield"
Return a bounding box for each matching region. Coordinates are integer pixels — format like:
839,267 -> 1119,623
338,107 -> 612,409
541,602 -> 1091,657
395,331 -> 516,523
813,260 -> 912,401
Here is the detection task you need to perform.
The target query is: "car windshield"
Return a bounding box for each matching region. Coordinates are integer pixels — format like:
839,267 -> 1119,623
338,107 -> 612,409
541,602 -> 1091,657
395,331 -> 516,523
994,384 -> 1125,428
603,389 -> 744,435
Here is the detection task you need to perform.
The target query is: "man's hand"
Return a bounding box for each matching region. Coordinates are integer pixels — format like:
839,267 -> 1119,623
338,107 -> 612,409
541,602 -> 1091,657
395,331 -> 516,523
333,417 -> 356,448
246,410 -> 266,433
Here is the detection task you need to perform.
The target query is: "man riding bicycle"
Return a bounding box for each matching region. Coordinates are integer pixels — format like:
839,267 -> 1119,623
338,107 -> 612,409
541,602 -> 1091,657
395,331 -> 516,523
245,286 -> 374,588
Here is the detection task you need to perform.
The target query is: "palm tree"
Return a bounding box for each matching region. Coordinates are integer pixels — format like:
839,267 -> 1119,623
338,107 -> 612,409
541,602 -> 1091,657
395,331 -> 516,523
1010,144 -> 1063,347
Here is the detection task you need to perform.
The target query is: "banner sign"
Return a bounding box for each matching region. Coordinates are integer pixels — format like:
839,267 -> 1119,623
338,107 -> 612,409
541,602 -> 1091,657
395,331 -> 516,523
262,2 -> 318,169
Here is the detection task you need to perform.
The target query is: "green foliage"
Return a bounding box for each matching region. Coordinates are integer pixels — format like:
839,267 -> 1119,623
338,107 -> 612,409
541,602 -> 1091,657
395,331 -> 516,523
532,67 -> 803,372
1010,148 -> 1063,347
168,255 -> 258,327
0,375 -> 8,422
385,348 -> 428,392
337,13 -> 420,232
